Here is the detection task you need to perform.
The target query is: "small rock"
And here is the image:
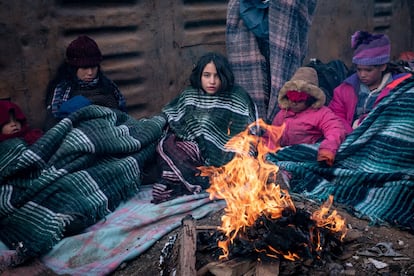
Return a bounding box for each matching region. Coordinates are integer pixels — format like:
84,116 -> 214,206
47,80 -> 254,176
367,258 -> 388,269
343,268 -> 356,276
327,263 -> 344,276
343,229 -> 362,243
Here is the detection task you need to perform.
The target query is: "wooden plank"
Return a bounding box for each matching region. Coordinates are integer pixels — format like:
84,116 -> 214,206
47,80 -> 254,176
196,225 -> 219,231
179,215 -> 197,276
197,258 -> 256,276
255,260 -> 280,276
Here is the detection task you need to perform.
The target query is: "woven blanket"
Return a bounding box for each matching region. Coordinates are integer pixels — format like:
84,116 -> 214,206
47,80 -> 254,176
163,86 -> 257,167
226,0 -> 317,121
267,76 -> 414,230
0,105 -> 166,261
0,186 -> 225,275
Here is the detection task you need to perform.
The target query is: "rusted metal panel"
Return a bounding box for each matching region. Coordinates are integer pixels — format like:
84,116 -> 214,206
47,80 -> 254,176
306,0 -> 413,66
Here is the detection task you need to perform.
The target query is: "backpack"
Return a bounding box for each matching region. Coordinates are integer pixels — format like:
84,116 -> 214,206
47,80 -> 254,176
305,58 -> 351,105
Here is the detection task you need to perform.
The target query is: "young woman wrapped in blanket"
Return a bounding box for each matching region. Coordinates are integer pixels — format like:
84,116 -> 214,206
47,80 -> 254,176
152,52 -> 257,203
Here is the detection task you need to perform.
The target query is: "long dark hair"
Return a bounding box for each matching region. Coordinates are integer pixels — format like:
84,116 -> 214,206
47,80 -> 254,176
189,52 -> 234,93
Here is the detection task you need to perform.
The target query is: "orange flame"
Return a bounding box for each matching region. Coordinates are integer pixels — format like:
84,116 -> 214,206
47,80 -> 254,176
200,119 -> 347,260
311,195 -> 348,241
268,246 -> 301,261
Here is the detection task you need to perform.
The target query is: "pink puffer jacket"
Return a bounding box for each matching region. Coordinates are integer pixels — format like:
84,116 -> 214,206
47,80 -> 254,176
271,106 -> 346,155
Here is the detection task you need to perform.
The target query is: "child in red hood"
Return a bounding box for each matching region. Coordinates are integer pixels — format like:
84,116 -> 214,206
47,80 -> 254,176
266,67 -> 346,166
0,100 -> 43,145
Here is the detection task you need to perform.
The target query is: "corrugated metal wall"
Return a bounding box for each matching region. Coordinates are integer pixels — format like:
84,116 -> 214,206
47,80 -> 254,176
45,0 -> 228,121
0,0 -> 412,129
305,0 -> 413,66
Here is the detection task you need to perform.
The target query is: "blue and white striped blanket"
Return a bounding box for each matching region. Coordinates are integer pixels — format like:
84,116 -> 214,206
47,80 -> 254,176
268,76 -> 414,230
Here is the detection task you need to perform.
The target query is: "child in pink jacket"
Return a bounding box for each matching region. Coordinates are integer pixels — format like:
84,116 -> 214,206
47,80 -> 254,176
329,31 -> 412,134
266,67 -> 346,166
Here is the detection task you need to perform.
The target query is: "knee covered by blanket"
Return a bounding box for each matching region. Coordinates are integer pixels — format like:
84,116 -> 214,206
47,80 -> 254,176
151,180 -> 206,204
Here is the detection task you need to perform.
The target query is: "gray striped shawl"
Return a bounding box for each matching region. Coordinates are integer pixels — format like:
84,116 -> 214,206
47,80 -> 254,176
163,85 -> 257,166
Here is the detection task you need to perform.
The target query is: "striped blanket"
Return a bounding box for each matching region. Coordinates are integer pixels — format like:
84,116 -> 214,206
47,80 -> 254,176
267,76 -> 414,230
0,105 -> 166,262
152,85 -> 258,202
163,86 -> 257,167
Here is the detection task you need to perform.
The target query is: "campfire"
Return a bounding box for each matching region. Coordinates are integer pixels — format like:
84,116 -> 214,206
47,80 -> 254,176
199,119 -> 347,264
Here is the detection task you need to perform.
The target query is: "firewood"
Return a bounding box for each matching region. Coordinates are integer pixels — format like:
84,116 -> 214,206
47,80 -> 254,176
255,260 -> 280,275
178,215 -> 197,276
196,225 -> 219,231
197,258 -> 256,276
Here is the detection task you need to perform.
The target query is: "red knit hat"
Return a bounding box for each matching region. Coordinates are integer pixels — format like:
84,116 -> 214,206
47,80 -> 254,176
66,35 -> 103,68
0,100 -> 43,144
398,51 -> 414,62
0,100 -> 27,127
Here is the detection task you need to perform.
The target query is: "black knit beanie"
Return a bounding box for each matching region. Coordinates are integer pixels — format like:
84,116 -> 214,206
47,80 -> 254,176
66,35 -> 103,68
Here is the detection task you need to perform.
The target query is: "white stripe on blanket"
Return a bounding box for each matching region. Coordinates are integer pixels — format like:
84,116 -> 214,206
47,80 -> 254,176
0,185 -> 225,276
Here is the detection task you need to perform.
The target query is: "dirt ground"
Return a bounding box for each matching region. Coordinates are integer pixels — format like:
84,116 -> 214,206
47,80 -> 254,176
1,195 -> 412,276
111,196 -> 414,276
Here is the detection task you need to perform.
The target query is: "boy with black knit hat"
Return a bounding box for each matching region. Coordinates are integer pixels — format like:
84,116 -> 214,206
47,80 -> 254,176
44,35 -> 127,130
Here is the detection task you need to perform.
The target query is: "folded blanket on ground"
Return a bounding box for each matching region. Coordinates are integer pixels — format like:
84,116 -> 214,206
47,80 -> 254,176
0,105 -> 166,261
267,76 -> 414,230
42,187 -> 225,275
0,186 -> 225,275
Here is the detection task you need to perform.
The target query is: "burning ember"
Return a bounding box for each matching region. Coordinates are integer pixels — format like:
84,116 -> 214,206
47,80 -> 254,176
199,119 -> 347,262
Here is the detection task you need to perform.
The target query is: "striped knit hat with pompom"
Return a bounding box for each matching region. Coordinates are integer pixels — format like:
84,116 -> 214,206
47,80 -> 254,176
351,31 -> 390,66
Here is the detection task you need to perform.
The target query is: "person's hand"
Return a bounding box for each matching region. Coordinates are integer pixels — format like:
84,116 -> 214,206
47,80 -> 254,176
317,149 -> 335,166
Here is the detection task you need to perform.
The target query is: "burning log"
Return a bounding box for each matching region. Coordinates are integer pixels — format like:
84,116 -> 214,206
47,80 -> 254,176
224,203 -> 345,263
199,119 -> 348,264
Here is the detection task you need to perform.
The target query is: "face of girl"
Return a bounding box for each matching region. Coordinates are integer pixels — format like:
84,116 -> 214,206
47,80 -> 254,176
201,62 -> 221,94
287,99 -> 308,113
1,117 -> 22,135
76,66 -> 99,82
356,64 -> 386,90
